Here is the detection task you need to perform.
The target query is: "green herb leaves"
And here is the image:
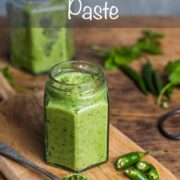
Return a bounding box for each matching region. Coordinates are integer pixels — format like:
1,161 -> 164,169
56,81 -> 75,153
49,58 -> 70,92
165,60 -> 180,85
137,30 -> 164,55
164,60 -> 180,75
93,30 -> 164,70
157,60 -> 180,106
0,66 -> 13,85
169,71 -> 180,85
93,30 -> 180,108
93,45 -> 140,70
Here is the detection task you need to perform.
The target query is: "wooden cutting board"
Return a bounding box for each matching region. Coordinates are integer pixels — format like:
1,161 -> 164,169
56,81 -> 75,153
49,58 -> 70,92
0,92 -> 177,180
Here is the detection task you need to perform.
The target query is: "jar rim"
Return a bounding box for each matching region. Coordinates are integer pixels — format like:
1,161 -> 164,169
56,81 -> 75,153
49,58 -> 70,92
48,60 -> 105,93
49,60 -> 104,87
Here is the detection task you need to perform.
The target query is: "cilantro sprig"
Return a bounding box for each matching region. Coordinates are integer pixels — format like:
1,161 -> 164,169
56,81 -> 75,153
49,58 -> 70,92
157,59 -> 180,106
93,30 -> 164,70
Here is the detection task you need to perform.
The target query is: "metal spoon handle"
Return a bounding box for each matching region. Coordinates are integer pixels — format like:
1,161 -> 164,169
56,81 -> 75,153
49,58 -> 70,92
0,143 -> 60,180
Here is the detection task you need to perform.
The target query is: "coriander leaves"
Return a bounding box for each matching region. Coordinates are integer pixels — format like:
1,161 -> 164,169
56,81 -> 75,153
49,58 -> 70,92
93,30 -> 164,70
157,60 -> 180,106
137,30 -> 164,55
164,59 -> 180,75
93,45 -> 139,70
93,30 -> 180,108
0,66 -> 13,85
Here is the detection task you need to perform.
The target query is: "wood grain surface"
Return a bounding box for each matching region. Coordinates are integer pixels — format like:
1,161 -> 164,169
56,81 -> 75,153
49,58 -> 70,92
0,25 -> 180,179
0,104 -> 177,179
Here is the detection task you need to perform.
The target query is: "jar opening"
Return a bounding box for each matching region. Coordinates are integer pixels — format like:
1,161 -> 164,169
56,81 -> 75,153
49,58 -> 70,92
48,61 -> 105,93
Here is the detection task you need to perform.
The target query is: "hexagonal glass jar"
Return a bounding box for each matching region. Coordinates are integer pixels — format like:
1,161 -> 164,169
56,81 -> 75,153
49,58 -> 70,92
44,61 -> 109,172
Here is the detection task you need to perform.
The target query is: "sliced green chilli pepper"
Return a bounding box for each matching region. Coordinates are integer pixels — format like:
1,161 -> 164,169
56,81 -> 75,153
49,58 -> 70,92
147,166 -> 159,180
144,61 -> 157,95
62,174 -> 91,180
136,161 -> 151,172
120,65 -> 148,95
125,168 -> 149,180
115,152 -> 147,170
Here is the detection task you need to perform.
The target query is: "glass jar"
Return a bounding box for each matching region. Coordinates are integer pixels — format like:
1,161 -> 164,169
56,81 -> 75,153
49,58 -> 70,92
6,0 -> 74,74
44,61 -> 109,172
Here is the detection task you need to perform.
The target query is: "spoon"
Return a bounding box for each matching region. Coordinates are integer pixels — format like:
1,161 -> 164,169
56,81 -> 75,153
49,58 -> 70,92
0,142 -> 60,180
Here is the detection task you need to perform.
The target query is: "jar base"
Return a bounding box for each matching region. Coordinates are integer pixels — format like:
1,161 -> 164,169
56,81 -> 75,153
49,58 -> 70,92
45,158 -> 109,173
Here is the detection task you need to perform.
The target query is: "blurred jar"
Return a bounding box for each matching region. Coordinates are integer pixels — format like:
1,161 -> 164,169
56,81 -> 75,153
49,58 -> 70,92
6,0 -> 74,74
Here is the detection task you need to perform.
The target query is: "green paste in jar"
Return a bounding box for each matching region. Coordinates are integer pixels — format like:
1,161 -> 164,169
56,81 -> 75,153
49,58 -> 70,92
45,70 -> 109,172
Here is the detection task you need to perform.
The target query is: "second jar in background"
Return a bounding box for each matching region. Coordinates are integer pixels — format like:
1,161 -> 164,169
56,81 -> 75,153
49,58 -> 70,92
7,0 -> 74,74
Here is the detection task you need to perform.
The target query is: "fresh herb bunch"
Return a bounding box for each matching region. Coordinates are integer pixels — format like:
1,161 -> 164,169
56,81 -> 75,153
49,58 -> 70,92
138,30 -> 164,55
93,29 -> 179,108
157,59 -> 180,107
93,30 -> 164,70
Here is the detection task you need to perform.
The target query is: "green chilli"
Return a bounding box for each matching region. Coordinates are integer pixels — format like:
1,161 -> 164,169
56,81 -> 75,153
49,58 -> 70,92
144,61 -> 157,95
147,166 -> 159,180
152,71 -> 163,95
136,161 -> 151,172
115,152 -> 147,170
120,65 -> 148,95
125,168 -> 149,180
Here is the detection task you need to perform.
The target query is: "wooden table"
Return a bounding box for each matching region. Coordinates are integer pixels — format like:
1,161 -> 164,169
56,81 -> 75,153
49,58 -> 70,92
0,21 -> 180,179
